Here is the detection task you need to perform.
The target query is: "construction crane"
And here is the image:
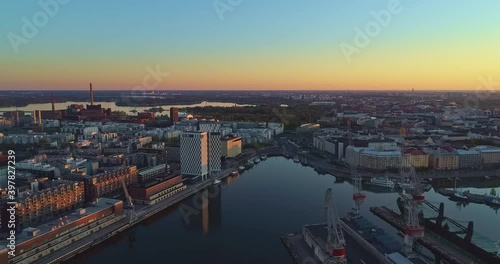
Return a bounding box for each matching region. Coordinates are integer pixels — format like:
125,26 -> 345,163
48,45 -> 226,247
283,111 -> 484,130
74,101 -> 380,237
324,188 -> 347,264
121,179 -> 138,223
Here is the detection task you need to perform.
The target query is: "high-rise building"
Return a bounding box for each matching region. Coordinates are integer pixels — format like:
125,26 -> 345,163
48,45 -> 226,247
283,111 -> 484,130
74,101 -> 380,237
170,107 -> 179,124
197,123 -> 223,173
207,132 -> 221,173
180,131 -> 209,180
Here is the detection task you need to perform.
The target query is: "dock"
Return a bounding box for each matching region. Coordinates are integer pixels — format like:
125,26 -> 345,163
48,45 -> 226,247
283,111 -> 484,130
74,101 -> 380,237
281,223 -> 390,264
370,206 -> 497,264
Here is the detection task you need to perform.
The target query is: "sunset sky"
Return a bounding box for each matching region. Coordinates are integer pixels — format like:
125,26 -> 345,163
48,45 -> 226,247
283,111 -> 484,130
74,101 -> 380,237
1,0 -> 499,91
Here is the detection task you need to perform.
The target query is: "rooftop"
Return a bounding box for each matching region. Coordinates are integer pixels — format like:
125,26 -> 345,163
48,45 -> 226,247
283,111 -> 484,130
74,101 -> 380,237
138,164 -> 167,175
0,198 -> 122,247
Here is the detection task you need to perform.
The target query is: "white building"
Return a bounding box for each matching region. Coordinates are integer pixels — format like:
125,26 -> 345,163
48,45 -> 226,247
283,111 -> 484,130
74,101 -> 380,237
180,131 -> 209,180
346,145 -> 402,170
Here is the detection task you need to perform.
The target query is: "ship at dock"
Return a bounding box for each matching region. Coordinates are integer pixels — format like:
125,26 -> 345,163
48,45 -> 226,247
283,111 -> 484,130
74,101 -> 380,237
366,177 -> 395,189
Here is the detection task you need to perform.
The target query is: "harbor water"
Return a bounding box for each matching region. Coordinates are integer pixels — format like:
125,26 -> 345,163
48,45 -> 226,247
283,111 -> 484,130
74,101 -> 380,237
69,157 -> 500,263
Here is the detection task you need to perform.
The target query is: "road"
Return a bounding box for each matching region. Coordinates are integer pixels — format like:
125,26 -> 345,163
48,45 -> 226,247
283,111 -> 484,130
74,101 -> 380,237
277,136 -> 500,180
34,157 -> 254,264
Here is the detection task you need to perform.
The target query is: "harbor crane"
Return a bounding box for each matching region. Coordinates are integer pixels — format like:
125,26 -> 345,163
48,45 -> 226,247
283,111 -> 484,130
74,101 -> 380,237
121,179 -> 138,223
346,119 -> 367,219
400,164 -> 425,202
399,162 -> 425,254
324,188 -> 347,264
402,197 -> 424,254
350,165 -> 366,219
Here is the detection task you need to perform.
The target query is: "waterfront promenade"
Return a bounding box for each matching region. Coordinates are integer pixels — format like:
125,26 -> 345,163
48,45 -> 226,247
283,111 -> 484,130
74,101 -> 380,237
35,156 -> 254,264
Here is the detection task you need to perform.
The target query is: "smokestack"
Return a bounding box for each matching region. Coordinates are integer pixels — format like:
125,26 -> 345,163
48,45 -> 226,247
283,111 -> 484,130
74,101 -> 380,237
33,111 -> 37,124
38,110 -> 42,124
51,91 -> 55,111
90,82 -> 94,106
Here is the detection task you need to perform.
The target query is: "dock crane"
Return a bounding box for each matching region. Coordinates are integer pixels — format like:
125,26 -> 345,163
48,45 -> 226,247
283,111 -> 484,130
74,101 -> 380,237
350,165 -> 366,219
346,118 -> 367,219
121,179 -> 138,223
324,188 -> 347,264
399,163 -> 425,254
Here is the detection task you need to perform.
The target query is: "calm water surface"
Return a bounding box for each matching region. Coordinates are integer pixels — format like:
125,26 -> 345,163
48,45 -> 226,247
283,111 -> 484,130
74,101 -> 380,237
68,157 -> 500,264
0,101 -> 253,114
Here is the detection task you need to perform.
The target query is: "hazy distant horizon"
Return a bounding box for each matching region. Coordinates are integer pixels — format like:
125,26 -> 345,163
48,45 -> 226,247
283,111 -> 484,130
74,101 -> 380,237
0,89 -> 486,93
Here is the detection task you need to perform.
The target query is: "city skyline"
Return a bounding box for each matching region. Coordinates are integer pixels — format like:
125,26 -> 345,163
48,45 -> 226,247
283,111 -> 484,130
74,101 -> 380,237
1,1 -> 500,91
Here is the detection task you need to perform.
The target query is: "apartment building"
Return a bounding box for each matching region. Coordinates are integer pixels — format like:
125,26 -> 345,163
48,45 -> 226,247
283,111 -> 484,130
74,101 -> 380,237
0,181 -> 85,232
81,166 -> 138,201
429,149 -> 459,170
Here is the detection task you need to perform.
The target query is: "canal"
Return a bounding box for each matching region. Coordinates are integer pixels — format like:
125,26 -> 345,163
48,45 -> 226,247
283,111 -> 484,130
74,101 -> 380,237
69,157 -> 500,263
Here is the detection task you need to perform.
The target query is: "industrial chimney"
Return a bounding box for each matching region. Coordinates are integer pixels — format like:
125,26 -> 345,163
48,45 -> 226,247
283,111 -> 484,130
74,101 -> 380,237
51,91 -> 55,111
90,82 -> 94,106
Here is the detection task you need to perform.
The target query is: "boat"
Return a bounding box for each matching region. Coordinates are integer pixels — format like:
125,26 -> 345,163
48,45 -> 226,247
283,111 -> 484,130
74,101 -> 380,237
396,182 -> 432,192
245,160 -> 254,169
366,177 -> 395,188
293,156 -> 300,163
260,155 -> 267,160
450,191 -> 469,202
238,166 -> 245,172
213,179 -> 221,185
486,198 -> 500,207
396,182 -> 413,190
450,178 -> 469,202
230,170 -> 239,176
254,158 -> 260,164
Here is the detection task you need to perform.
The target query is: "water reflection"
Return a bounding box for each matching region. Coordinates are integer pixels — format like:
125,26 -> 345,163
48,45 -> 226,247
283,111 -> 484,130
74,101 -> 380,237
68,157 -> 499,264
180,185 -> 222,235
0,101 -> 254,113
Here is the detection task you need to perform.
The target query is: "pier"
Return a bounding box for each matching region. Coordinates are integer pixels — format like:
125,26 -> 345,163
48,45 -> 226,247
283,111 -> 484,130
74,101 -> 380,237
281,223 -> 389,264
370,206 -> 499,264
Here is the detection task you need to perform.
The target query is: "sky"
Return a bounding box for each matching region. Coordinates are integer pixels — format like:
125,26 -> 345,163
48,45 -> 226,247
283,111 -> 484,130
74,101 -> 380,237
1,0 -> 499,91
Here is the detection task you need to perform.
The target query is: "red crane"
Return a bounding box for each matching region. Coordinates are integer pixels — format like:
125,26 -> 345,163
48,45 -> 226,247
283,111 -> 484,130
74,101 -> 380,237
346,118 -> 367,219
399,164 -> 425,254
351,165 -> 366,218
324,188 -> 347,264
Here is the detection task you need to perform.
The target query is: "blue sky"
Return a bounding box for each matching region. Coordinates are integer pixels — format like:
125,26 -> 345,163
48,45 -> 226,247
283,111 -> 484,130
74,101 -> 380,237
1,1 -> 499,90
